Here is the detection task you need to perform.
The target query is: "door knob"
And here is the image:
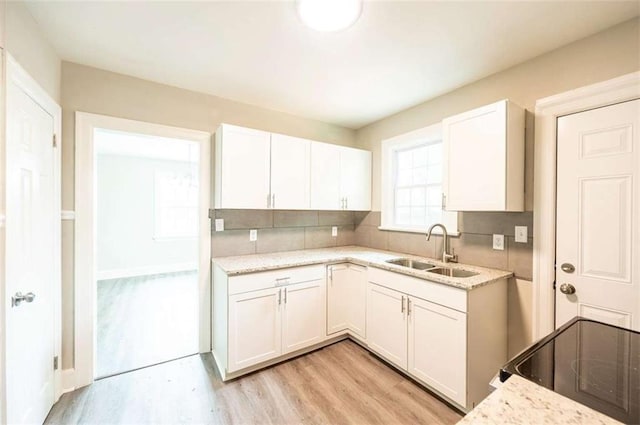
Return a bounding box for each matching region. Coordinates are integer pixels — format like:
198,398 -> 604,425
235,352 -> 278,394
12,291 -> 36,307
560,263 -> 575,273
559,283 -> 576,295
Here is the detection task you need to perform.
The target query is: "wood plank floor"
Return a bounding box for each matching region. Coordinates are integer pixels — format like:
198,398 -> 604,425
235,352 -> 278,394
46,340 -> 463,425
97,271 -> 199,377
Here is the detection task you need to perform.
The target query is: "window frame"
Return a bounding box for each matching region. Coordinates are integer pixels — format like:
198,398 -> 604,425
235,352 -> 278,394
380,122 -> 458,235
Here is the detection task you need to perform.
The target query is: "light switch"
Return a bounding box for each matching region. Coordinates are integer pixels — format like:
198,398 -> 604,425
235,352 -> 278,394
332,226 -> 338,237
214,219 -> 224,232
249,229 -> 257,242
492,234 -> 505,251
515,226 -> 528,243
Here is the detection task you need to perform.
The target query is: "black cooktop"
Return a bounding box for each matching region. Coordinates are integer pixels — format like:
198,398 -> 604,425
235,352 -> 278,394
501,317 -> 640,424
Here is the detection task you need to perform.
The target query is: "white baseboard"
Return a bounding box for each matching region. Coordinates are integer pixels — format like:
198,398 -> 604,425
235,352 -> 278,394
61,368 -> 76,394
96,262 -> 198,280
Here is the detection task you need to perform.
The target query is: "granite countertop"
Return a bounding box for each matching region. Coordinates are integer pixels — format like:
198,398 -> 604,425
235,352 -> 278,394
212,245 -> 513,290
457,375 -> 621,425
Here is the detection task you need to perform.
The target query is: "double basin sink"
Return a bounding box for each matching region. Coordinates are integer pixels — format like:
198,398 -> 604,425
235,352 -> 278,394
386,258 -> 478,278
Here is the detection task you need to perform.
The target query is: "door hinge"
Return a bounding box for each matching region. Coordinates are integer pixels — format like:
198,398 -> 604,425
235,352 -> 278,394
53,356 -> 59,370
52,134 -> 57,148
553,281 -> 556,290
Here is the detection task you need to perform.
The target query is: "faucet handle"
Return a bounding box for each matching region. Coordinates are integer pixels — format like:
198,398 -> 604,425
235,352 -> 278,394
444,251 -> 458,263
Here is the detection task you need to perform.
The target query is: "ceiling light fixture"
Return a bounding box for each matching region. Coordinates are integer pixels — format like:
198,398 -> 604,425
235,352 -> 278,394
297,0 -> 363,32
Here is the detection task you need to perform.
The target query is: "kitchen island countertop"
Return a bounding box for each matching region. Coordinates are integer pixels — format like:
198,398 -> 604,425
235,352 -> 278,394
457,375 -> 622,424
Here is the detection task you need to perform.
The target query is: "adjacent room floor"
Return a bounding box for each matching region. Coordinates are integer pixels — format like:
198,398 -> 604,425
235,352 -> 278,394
46,340 -> 462,424
96,270 -> 199,378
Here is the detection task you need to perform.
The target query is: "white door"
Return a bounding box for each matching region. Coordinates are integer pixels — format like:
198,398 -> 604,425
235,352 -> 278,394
556,99 -> 640,330
282,279 -> 325,354
228,287 -> 282,372
217,125 -> 271,209
310,142 -> 341,210
5,78 -> 56,424
366,283 -> 407,369
339,147 -> 372,211
408,296 -> 466,406
270,134 -> 310,209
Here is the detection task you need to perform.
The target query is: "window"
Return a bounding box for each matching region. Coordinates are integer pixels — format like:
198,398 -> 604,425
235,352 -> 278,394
154,171 -> 198,239
381,123 -> 458,234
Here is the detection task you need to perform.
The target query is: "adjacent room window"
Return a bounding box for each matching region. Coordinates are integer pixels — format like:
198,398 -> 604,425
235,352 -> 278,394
381,123 -> 458,234
154,171 -> 198,239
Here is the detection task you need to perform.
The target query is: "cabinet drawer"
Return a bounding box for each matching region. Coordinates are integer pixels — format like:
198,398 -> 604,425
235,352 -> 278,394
367,267 -> 467,312
228,264 -> 325,295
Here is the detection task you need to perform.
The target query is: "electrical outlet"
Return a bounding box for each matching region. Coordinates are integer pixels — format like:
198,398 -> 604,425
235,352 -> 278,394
492,234 -> 505,251
214,219 -> 224,232
249,229 -> 257,242
515,226 -> 528,243
332,226 -> 338,237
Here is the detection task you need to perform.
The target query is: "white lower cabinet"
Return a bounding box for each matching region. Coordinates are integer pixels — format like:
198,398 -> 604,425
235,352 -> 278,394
214,262 -> 506,411
282,280 -> 325,354
366,268 -> 507,411
214,264 -> 327,377
366,283 -> 407,369
327,264 -> 366,338
408,297 -> 466,406
228,287 -> 282,372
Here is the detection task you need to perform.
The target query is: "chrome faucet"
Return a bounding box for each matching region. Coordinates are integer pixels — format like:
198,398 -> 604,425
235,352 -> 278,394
426,223 -> 458,263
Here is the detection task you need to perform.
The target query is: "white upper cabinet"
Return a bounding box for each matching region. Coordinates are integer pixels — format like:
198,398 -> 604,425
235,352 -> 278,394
270,133 -> 310,210
311,142 -> 372,211
215,124 -> 271,209
310,142 -> 341,210
215,124 -> 372,211
340,147 -> 372,211
443,99 -> 524,211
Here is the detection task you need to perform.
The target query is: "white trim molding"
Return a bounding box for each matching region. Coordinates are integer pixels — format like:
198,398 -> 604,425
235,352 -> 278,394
61,368 -> 76,395
74,112 -> 211,388
532,71 -> 640,340
61,210 -> 75,220
2,54 -> 64,419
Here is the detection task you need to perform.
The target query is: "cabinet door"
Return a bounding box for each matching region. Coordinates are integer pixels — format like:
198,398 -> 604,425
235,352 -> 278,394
408,296 -> 467,406
282,279 -> 326,354
270,134 -> 310,209
366,283 -> 407,369
340,147 -> 372,211
444,100 -> 507,211
310,142 -> 341,210
346,264 -> 367,338
228,287 -> 282,372
216,125 -> 271,209
327,264 -> 350,335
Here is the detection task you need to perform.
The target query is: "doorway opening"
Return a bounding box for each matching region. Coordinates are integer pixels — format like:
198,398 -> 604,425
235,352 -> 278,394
95,129 -> 200,378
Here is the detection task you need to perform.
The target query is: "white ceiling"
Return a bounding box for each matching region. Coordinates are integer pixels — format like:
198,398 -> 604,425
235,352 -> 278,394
25,1 -> 639,129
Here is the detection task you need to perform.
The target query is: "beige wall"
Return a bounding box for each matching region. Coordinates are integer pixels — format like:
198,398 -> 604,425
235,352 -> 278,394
60,62 -> 356,369
356,17 -> 640,211
5,1 -> 60,102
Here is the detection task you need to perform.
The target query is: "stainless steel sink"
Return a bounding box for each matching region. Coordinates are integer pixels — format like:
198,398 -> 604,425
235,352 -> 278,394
386,258 -> 438,271
426,267 -> 478,278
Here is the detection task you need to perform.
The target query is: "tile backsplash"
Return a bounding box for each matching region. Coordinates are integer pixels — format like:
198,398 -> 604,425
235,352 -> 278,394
210,209 -> 533,280
211,210 -> 356,257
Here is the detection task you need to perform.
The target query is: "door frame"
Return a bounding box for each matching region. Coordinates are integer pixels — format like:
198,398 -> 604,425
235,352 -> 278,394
74,112 -> 211,388
1,54 -> 63,421
532,71 -> 640,340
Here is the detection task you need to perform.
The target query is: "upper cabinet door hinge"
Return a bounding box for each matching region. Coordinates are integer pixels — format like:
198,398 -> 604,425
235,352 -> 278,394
53,356 -> 59,370
53,134 -> 57,148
